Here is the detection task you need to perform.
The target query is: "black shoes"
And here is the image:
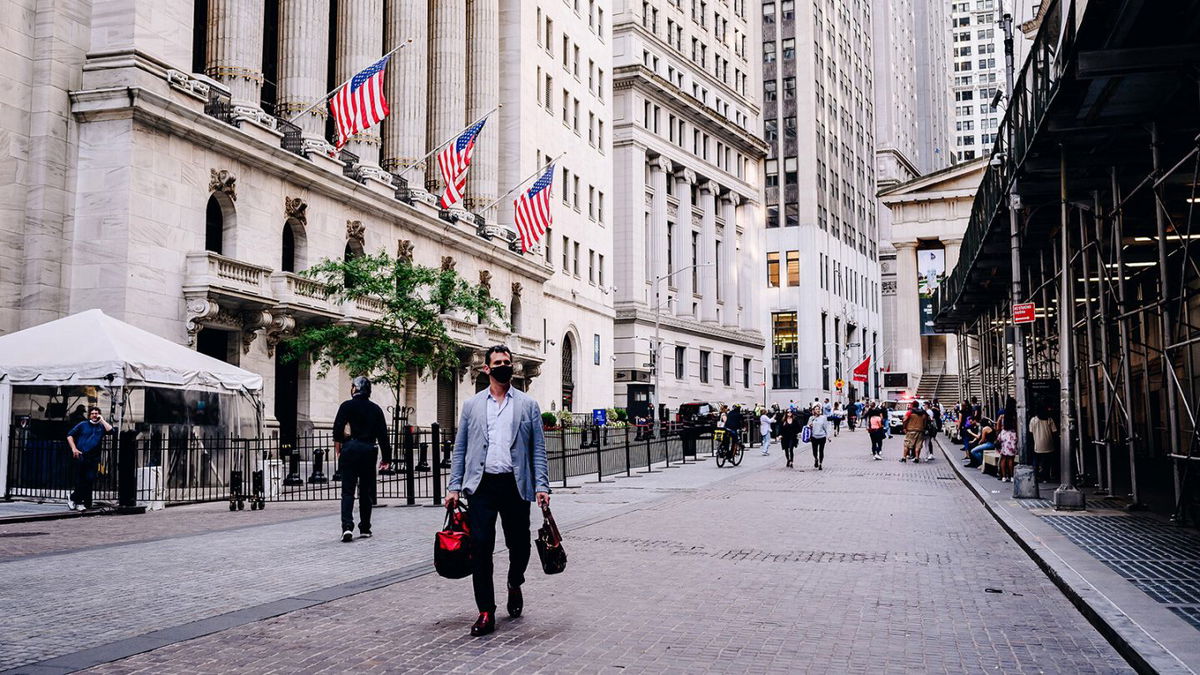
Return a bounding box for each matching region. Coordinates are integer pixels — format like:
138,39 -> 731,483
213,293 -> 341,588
341,530 -> 353,543
507,584 -> 523,618
471,611 -> 495,636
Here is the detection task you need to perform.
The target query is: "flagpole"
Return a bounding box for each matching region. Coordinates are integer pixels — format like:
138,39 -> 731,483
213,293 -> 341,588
394,105 -> 502,179
286,39 -> 413,123
482,151 -> 566,213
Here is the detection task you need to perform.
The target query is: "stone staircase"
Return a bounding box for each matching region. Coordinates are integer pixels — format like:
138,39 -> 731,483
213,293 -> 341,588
915,373 -> 962,403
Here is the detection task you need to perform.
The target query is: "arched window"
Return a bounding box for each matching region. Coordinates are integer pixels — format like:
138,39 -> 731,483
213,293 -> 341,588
205,195 -> 224,254
561,334 -> 575,411
343,239 -> 364,288
281,222 -> 295,272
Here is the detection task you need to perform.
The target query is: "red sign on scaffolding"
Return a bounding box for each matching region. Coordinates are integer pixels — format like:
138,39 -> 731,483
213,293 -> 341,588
1013,302 -> 1036,324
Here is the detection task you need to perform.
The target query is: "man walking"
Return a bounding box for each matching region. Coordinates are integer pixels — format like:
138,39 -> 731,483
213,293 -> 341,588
901,400 -> 927,463
446,345 -> 550,637
332,376 -> 390,542
65,406 -> 113,511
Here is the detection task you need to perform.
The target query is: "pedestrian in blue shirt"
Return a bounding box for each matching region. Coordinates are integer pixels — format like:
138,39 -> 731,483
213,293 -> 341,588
66,406 -> 113,511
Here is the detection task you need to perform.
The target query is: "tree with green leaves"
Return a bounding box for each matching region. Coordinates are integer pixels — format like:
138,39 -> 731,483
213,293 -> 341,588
283,250 -> 506,395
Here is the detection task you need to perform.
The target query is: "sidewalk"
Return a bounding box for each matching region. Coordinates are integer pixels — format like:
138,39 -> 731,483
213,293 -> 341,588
937,436 -> 1200,674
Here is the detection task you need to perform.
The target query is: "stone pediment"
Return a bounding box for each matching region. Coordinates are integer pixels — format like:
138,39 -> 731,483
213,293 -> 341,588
878,158 -> 989,202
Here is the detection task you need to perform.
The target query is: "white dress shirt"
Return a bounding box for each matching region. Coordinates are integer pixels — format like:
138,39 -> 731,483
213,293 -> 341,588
485,389 -> 515,474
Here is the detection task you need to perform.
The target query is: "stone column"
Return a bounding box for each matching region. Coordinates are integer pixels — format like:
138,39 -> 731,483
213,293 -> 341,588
465,0 -> 499,217
277,0 -> 330,146
381,0 -> 428,178
427,0 -> 467,193
673,169 -> 696,318
207,0 -> 265,111
617,145 -> 650,307
738,201 -> 759,332
698,181 -> 719,323
893,241 -> 923,379
336,0 -> 384,168
721,193 -> 740,328
943,237 -> 963,376
650,157 -> 671,307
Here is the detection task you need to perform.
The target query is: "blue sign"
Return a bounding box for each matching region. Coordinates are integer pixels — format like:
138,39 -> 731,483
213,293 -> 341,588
592,408 -> 607,426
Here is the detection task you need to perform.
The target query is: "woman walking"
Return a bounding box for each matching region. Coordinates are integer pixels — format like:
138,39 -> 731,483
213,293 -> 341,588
807,406 -> 831,470
830,403 -> 844,436
780,410 -> 802,468
759,409 -> 773,456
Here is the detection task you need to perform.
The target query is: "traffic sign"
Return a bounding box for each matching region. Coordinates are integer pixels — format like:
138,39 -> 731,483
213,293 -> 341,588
1013,302 -> 1036,324
835,378 -> 845,390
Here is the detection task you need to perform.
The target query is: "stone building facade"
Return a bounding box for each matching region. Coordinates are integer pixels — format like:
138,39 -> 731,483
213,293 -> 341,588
610,0 -> 768,418
1,0 -> 613,435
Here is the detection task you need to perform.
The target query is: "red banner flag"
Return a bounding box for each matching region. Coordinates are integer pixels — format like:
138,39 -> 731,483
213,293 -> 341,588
852,356 -> 871,383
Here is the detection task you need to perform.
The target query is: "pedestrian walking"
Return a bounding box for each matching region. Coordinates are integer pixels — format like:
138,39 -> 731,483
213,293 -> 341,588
779,410 -> 802,468
332,376 -> 391,542
830,402 -> 843,436
864,401 -> 887,460
807,406 -> 831,470
446,345 -> 550,637
759,410 -> 773,456
901,400 -> 927,463
65,406 -> 113,511
846,400 -> 857,432
922,402 -> 937,461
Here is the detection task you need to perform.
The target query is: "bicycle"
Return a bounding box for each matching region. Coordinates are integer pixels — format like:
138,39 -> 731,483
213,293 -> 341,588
713,428 -> 744,468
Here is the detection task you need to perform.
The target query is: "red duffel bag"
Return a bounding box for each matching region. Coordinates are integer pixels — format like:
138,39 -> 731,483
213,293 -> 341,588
435,505 -> 473,579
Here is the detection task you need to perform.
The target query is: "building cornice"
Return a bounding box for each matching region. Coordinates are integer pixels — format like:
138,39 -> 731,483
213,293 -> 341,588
69,82 -> 553,285
613,63 -> 769,159
613,307 -> 766,349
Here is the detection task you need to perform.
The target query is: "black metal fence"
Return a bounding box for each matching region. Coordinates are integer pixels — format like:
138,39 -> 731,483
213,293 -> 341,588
5,422 -> 721,510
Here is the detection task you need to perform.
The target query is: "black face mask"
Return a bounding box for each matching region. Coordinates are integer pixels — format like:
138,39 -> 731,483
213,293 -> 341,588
490,365 -> 514,384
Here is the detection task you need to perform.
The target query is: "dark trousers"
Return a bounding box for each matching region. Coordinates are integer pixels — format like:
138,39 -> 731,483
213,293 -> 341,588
69,454 -> 100,508
782,438 -> 797,463
869,431 -> 885,455
811,438 -> 827,465
339,440 -> 377,532
467,472 -> 531,613
1034,451 -> 1059,482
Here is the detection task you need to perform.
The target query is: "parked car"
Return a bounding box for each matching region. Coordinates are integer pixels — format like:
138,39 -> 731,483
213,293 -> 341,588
676,402 -> 719,432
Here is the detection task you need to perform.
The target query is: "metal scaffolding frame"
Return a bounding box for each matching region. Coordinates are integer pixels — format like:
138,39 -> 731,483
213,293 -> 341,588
933,0 -> 1200,522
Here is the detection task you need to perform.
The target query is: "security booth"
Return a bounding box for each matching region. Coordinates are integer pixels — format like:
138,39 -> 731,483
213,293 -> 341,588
0,310 -> 263,508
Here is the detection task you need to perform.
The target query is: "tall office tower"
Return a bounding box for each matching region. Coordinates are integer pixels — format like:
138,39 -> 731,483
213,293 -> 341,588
610,0 -> 768,418
760,0 -> 882,406
949,0 -> 1008,163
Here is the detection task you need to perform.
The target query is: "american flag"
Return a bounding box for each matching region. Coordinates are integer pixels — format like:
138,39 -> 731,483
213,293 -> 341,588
437,119 -> 488,209
329,55 -> 391,150
514,163 -> 555,253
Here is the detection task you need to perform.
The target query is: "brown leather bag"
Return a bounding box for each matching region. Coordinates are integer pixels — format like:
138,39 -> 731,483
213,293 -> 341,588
535,505 -> 567,574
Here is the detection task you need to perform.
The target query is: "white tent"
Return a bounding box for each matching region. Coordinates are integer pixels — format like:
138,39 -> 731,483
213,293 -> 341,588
0,309 -> 264,494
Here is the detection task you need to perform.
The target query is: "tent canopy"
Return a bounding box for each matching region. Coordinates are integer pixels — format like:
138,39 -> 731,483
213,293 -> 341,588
0,309 -> 263,393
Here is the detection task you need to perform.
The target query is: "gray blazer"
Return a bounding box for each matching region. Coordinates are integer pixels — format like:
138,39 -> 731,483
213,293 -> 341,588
448,387 -> 550,501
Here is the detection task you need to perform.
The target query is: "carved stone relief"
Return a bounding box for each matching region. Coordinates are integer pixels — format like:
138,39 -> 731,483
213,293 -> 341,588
441,256 -> 456,272
209,169 -> 237,201
478,270 -> 492,293
284,196 -> 307,226
396,239 -> 414,262
346,220 -> 365,245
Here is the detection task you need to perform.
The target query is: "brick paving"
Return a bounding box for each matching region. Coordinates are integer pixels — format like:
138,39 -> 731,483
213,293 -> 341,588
22,431 -> 1128,674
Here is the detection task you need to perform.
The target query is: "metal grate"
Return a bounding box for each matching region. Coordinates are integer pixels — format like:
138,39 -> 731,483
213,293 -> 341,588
1039,514 -> 1200,632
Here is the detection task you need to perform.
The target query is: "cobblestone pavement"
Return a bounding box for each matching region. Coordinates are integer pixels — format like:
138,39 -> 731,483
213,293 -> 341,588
31,432 -> 1128,674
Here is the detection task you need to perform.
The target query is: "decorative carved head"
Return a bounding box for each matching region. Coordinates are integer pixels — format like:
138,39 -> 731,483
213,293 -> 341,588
284,196 -> 307,226
209,169 -> 237,201
511,282 -> 522,298
479,270 -> 492,292
396,239 -> 414,262
441,256 -> 456,272
346,220 -> 365,245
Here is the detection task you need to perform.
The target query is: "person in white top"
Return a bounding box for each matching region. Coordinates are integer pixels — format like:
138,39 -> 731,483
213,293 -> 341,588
1029,408 -> 1059,482
759,411 -> 773,456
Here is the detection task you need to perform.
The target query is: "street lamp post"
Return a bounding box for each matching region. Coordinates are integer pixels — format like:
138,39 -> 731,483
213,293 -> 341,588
651,263 -> 713,424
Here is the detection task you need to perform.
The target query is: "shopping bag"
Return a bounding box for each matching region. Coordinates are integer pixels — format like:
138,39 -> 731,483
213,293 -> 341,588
801,426 -> 812,443
434,505 -> 473,579
535,505 -> 567,574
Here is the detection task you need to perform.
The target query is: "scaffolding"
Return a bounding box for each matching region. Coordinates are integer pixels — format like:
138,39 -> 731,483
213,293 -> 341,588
934,0 -> 1200,522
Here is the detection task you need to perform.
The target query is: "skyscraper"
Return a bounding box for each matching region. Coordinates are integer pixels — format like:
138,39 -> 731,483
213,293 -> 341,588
760,0 -> 881,405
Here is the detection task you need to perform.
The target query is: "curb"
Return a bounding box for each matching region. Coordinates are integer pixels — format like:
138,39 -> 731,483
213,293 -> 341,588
936,437 -> 1196,675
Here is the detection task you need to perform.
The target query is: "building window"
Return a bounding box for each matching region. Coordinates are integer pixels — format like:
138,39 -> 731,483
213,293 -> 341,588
675,345 -> 686,379
764,80 -> 776,102
573,241 -> 580,276
766,205 -> 779,229
786,250 -> 799,286
722,354 -> 732,386
766,251 -> 780,287
772,312 -> 798,390
763,41 -> 775,63
743,357 -> 751,388
699,350 -> 710,383
781,38 -> 794,60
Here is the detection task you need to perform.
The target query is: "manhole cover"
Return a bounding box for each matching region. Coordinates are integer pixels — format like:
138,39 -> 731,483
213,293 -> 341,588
0,531 -> 49,538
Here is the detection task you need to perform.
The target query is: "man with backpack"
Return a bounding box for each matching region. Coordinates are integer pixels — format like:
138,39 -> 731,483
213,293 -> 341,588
864,401 -> 888,460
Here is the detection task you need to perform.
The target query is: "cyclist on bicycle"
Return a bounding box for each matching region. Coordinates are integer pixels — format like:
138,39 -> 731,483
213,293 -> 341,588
722,405 -> 745,455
